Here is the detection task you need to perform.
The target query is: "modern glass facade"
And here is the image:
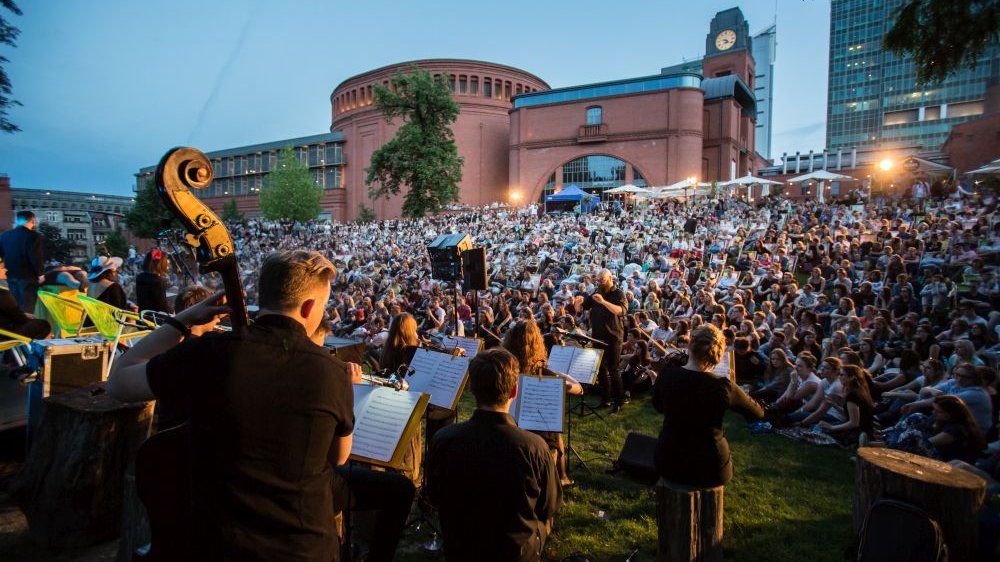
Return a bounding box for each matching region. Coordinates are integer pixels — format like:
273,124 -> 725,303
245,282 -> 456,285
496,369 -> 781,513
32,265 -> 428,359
752,24 -> 776,159
135,133 -> 346,200
827,0 -> 999,151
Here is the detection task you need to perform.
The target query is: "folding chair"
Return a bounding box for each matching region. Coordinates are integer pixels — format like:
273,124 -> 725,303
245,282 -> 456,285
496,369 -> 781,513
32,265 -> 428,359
37,290 -> 99,338
0,327 -> 33,376
76,295 -> 154,374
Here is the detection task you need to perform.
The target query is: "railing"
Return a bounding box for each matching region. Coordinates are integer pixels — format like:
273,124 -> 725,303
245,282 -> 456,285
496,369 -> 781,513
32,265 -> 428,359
577,124 -> 608,142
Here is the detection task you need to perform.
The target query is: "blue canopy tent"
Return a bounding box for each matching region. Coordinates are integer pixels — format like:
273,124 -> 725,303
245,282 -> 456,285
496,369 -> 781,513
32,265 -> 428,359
544,184 -> 600,214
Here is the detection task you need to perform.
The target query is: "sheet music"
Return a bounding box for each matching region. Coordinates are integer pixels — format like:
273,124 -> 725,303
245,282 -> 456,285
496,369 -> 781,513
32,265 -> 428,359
547,345 -> 602,385
407,348 -> 471,409
439,335 -> 482,358
713,350 -> 734,381
351,386 -> 423,463
510,376 -> 564,432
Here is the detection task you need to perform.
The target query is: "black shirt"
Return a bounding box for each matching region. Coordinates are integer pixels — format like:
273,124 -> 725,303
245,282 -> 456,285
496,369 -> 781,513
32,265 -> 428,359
583,286 -> 626,342
146,314 -> 354,561
0,225 -> 43,280
135,272 -> 173,314
652,367 -> 764,487
426,409 -> 561,562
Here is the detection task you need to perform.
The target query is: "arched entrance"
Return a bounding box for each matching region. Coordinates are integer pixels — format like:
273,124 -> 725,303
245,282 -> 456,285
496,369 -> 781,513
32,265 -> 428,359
537,154 -> 648,203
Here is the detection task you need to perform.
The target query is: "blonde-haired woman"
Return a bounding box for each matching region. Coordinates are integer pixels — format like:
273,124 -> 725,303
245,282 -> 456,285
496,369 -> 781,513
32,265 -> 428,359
652,324 -> 764,488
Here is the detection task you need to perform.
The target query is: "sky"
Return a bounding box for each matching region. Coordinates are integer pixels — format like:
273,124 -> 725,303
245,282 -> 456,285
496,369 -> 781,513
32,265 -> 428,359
0,0 -> 830,196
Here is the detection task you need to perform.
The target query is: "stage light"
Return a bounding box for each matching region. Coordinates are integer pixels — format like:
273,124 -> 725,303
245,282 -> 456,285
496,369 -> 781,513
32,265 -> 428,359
879,158 -> 893,171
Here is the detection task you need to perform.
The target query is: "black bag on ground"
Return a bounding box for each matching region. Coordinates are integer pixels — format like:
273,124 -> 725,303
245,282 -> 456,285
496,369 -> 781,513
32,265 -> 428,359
856,498 -> 948,562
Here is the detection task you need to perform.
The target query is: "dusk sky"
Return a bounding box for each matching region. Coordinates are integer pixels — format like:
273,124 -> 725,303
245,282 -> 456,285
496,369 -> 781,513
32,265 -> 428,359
0,0 -> 830,196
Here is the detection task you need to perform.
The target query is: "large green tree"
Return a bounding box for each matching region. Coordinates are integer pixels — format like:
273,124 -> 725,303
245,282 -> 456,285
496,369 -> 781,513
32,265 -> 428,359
125,178 -> 176,239
39,223 -> 73,263
1,0 -> 22,133
366,68 -> 463,218
100,228 -> 130,259
884,0 -> 1000,84
259,147 -> 322,222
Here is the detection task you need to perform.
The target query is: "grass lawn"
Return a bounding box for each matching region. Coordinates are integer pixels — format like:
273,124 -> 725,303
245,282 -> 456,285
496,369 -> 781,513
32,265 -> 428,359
394,392 -> 856,562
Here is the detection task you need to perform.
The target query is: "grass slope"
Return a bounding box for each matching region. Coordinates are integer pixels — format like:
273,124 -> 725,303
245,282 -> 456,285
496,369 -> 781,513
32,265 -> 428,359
395,392 -> 855,562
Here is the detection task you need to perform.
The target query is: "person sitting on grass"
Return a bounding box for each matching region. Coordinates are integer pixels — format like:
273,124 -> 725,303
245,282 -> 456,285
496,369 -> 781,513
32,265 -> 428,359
792,357 -> 843,427
750,347 -> 794,403
771,352 -> 822,417
817,364 -> 874,446
879,395 -> 986,463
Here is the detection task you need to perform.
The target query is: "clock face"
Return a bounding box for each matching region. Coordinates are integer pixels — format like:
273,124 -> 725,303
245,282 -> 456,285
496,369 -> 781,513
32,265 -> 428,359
715,29 -> 737,51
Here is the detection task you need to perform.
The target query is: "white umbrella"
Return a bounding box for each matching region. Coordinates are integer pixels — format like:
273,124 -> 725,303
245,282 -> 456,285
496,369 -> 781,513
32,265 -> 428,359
787,170 -> 856,203
967,159 -> 1000,175
726,174 -> 784,186
605,184 -> 654,194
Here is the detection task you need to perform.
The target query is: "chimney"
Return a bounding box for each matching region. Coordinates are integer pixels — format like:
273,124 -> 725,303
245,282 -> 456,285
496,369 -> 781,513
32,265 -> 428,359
808,150 -> 815,172
795,151 -> 801,173
782,152 -> 788,174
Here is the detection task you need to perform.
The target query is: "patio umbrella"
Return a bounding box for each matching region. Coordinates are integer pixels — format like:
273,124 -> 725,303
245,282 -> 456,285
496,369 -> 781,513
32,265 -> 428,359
967,159 -> 1000,175
605,184 -> 654,195
787,170 -> 856,203
724,174 -> 784,198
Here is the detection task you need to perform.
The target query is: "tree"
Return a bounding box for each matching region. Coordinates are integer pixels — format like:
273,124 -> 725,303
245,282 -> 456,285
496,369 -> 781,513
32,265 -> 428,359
366,68 -> 463,218
38,223 -> 73,264
221,198 -> 245,224
125,178 -> 177,239
356,203 -> 376,223
0,0 -> 21,133
259,147 -> 323,222
100,228 -> 129,259
884,0 -> 1000,84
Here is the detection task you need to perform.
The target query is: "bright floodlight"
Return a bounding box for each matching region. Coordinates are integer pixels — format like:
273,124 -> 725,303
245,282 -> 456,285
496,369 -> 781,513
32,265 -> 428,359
879,158 -> 893,171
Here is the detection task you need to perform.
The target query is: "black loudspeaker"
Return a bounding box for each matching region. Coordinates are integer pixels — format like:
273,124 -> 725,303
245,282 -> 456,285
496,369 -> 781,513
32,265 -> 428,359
462,247 -> 488,290
614,431 -> 659,484
427,234 -> 472,281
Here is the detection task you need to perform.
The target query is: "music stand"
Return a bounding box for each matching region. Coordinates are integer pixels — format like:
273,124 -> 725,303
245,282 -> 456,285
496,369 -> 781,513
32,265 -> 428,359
557,330 -> 608,422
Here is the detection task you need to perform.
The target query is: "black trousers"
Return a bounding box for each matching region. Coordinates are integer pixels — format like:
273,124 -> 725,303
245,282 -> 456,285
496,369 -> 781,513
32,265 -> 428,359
7,278 -> 38,314
12,318 -> 50,340
334,465 -> 415,562
596,337 -> 624,405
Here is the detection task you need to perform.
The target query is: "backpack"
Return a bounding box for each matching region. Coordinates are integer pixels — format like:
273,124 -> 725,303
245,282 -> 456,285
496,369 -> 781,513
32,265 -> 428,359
856,498 -> 948,562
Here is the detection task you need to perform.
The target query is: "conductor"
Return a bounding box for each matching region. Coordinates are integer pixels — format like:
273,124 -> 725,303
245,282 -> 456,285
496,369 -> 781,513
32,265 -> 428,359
583,268 -> 627,412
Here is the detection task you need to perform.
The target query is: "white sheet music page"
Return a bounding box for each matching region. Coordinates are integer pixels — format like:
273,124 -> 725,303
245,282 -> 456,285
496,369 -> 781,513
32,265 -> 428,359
440,336 -> 482,358
513,376 -> 564,432
351,386 -> 421,463
547,345 -> 576,375
407,348 -> 470,409
713,350 -> 734,381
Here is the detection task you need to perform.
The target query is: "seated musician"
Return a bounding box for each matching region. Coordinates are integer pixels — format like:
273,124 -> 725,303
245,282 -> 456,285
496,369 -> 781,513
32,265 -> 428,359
0,259 -> 50,340
426,348 -> 562,562
108,250 -> 413,562
502,320 -> 583,487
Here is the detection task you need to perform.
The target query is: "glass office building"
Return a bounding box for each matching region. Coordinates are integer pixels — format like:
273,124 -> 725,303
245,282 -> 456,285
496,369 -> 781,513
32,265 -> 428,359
827,0 -> 999,151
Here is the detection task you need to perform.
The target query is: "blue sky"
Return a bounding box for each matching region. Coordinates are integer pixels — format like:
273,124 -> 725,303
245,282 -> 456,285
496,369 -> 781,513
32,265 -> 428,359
0,0 -> 830,196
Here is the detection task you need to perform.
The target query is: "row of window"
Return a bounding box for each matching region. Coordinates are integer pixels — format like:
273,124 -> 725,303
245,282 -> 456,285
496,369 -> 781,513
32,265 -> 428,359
334,74 -> 541,114
541,155 -> 647,196
13,200 -> 129,214
194,167 -> 345,199
212,144 -> 344,178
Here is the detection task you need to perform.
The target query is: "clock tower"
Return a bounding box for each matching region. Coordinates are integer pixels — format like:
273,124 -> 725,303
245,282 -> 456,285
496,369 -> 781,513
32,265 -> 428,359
702,7 -> 755,88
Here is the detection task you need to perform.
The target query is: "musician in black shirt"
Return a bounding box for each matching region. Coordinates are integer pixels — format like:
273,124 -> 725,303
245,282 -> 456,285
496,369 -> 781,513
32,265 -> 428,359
108,251 -> 413,562
653,325 -> 765,488
426,348 -> 562,562
582,268 -> 628,412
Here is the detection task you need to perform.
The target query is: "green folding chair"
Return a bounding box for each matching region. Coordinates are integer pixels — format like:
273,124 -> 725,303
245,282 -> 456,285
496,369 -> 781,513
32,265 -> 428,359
76,295 -> 153,374
37,290 -> 99,338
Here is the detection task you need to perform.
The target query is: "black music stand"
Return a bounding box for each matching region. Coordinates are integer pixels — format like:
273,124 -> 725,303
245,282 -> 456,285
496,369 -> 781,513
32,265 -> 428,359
557,330 -> 608,422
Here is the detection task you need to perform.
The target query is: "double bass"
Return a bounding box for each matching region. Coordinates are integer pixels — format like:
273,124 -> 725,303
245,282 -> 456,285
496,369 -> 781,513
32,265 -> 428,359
134,147 -> 248,561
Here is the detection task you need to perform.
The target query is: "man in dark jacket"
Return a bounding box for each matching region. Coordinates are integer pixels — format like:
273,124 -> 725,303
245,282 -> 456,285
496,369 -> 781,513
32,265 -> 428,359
0,211 -> 44,312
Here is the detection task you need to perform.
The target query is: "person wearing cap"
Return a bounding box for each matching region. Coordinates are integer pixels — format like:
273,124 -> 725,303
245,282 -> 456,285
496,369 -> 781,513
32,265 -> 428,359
87,255 -> 130,310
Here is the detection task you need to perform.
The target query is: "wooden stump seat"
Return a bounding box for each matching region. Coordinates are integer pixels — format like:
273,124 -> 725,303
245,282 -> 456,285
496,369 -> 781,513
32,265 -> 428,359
854,447 -> 987,562
9,383 -> 153,549
656,478 -> 724,562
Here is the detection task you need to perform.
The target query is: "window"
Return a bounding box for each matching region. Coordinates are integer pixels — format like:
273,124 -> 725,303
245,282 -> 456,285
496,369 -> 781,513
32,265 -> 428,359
470,77 -> 479,96
483,79 -> 492,98
586,106 -> 602,126
560,155 -> 628,192
459,76 -> 467,94
45,211 -> 59,223
324,167 -> 343,189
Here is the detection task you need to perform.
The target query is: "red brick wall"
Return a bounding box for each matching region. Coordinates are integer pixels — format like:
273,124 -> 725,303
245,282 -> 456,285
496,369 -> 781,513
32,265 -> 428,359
509,88 -> 705,201
942,113 -> 1000,174
0,176 -> 11,230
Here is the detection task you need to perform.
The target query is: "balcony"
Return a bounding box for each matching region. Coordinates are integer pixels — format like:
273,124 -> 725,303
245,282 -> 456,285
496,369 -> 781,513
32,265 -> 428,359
577,123 -> 608,143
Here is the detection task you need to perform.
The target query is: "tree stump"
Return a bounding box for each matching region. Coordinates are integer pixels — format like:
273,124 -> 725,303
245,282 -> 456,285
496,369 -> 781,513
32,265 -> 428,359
8,383 -> 154,549
656,478 -> 724,562
855,447 -> 987,562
